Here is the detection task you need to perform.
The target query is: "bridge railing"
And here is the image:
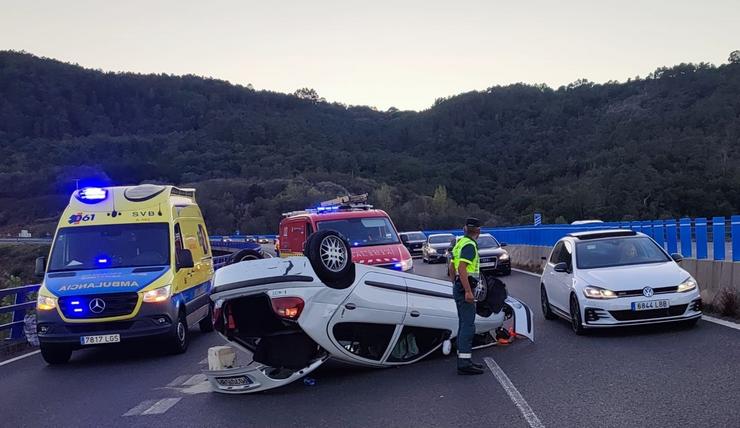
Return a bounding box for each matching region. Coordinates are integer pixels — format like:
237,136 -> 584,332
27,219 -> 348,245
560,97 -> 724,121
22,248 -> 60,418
0,284 -> 41,341
423,215 -> 740,262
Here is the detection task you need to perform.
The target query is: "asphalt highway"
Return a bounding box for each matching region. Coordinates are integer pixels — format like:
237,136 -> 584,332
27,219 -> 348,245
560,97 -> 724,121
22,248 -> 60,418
1,259 -> 738,428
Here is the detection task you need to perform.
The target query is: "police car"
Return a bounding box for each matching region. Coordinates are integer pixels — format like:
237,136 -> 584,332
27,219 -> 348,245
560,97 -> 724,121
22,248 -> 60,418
204,230 -> 534,393
540,230 -> 702,334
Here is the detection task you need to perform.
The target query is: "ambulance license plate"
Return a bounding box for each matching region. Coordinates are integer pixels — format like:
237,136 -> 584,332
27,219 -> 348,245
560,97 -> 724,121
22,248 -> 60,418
80,334 -> 120,345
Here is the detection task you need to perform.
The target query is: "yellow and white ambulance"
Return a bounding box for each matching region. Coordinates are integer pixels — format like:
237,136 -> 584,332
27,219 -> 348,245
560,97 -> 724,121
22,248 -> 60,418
35,185 -> 214,364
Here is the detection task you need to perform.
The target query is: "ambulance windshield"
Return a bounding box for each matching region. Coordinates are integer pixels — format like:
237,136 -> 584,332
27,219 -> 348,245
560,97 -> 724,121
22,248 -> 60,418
49,223 -> 170,271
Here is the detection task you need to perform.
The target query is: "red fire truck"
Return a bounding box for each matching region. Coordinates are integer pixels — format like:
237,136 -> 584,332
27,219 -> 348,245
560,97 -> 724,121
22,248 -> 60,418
277,195 -> 413,271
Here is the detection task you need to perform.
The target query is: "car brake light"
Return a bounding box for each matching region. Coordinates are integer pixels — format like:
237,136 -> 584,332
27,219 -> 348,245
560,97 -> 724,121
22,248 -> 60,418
271,296 -> 304,320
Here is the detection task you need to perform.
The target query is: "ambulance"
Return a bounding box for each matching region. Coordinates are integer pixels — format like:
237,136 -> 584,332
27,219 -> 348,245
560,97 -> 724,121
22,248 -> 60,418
277,194 -> 413,271
35,185 -> 215,364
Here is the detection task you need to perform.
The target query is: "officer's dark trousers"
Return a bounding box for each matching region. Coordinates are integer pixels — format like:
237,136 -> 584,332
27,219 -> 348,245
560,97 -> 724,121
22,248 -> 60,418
453,279 -> 476,365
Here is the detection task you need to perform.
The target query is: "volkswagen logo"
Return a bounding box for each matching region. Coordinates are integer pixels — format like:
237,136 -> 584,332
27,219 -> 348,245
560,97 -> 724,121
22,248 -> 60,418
642,287 -> 654,298
89,298 -> 106,314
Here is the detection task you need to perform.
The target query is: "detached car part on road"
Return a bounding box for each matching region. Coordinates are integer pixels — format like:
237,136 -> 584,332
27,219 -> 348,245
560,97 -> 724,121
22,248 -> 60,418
205,230 -> 534,393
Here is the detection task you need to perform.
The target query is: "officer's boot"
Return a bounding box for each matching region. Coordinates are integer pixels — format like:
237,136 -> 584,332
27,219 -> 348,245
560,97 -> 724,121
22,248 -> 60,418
457,358 -> 485,375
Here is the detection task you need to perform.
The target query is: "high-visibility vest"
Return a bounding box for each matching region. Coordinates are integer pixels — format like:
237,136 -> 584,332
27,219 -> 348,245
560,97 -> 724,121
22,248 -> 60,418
452,235 -> 479,276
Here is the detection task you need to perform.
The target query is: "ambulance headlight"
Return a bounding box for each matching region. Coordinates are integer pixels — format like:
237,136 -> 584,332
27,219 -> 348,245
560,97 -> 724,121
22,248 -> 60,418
142,285 -> 172,303
37,295 -> 57,311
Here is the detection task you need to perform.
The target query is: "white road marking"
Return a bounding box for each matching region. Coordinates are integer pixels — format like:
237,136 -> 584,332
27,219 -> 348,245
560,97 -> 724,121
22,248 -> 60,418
123,400 -> 157,417
511,268 -> 541,278
702,315 -> 740,331
199,357 -> 209,365
141,398 -> 181,415
484,357 -> 545,428
167,374 -> 192,387
182,374 -> 207,386
0,350 -> 40,367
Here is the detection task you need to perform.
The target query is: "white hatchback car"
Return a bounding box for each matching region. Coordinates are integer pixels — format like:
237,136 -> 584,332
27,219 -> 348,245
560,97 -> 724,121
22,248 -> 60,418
540,230 -> 702,334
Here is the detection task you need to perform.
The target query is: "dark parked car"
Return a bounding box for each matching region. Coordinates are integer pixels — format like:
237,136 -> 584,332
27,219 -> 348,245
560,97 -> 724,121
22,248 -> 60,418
399,231 -> 427,256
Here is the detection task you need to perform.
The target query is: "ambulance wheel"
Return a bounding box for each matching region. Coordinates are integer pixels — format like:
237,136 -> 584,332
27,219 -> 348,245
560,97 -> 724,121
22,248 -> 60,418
305,230 -> 355,290
40,343 -> 72,365
168,310 -> 189,354
199,303 -> 214,333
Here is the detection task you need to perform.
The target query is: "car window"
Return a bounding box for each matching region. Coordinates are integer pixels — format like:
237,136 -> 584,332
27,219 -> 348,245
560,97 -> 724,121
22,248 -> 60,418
559,241 -> 573,267
332,322 -> 395,361
550,242 -> 564,264
429,234 -> 454,244
477,235 -> 500,249
317,217 -> 399,247
197,224 -> 209,256
576,237 -> 671,269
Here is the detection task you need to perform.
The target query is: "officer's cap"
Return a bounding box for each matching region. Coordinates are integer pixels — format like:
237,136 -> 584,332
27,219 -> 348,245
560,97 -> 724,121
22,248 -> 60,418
465,217 -> 482,228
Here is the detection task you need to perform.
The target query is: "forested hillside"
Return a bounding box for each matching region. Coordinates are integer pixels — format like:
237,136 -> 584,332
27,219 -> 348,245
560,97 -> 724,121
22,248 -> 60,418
1,50 -> 739,234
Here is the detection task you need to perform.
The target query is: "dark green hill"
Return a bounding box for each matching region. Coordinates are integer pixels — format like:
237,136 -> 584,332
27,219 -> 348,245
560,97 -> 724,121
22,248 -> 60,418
1,50 -> 739,233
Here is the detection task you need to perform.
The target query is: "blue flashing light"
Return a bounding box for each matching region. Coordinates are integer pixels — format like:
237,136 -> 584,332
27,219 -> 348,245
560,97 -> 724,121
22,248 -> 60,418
77,187 -> 108,203
95,255 -> 112,267
71,301 -> 80,305
73,308 -> 83,313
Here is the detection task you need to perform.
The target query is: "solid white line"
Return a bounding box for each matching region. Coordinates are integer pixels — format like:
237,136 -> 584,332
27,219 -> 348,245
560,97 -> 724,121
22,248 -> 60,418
0,350 -> 40,367
484,357 -> 545,428
182,374 -> 207,386
702,315 -> 740,331
167,374 -> 193,387
511,268 -> 541,278
141,398 -> 182,415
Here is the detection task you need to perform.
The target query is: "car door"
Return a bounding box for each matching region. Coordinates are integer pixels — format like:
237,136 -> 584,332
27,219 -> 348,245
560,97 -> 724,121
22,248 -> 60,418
388,276 -> 456,364
327,271 -> 407,364
545,242 -> 566,311
551,241 -> 574,311
178,220 -> 212,325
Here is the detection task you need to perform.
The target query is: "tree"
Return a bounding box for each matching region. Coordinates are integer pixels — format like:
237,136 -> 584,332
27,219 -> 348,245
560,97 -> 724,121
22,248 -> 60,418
293,88 -> 325,103
729,50 -> 740,64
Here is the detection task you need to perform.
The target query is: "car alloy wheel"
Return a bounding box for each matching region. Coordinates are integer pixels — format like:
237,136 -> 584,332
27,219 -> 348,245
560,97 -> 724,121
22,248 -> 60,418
319,235 -> 348,272
569,294 -> 585,335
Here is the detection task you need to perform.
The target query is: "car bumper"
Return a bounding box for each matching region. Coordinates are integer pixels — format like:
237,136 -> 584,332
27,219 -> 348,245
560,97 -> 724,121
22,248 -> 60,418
36,301 -> 179,346
581,290 -> 702,327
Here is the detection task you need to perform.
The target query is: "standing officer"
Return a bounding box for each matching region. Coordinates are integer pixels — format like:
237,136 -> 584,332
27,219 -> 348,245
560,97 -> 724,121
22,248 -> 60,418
450,217 -> 485,375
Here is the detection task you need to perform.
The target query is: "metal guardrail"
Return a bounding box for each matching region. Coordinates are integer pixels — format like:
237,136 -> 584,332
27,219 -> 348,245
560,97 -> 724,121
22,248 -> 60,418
0,284 -> 41,341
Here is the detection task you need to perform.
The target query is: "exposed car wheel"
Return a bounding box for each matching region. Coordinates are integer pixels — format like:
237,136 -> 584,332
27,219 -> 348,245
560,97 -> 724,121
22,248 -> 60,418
40,343 -> 72,365
228,249 -> 264,265
199,303 -> 214,333
569,294 -> 586,335
541,285 -> 556,320
305,230 -> 355,289
167,310 -> 189,354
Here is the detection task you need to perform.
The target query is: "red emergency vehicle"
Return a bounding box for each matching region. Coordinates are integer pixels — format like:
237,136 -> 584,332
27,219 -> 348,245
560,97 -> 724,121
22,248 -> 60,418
277,195 -> 413,271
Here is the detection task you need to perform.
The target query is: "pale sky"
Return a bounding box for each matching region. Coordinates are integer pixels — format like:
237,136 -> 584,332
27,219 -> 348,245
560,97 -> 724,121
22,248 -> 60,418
2,0 -> 738,111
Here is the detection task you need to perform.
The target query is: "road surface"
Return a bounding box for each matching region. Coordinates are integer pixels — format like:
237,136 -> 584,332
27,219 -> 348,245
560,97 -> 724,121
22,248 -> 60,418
1,260 -> 738,427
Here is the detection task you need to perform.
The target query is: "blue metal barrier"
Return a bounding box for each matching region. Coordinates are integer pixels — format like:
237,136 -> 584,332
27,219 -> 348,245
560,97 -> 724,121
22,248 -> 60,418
732,215 -> 740,262
695,218 -> 708,259
712,217 -> 725,261
0,284 -> 41,340
666,220 -> 678,254
680,218 -> 692,257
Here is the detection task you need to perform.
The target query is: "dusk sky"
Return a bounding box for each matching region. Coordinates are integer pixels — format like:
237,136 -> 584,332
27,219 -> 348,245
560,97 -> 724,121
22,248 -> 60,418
2,0 -> 738,110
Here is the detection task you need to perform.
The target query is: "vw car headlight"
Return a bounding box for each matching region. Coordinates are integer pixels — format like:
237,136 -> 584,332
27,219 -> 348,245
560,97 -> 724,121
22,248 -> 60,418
677,278 -> 697,293
37,295 -> 57,310
583,286 -> 617,299
142,284 -> 172,303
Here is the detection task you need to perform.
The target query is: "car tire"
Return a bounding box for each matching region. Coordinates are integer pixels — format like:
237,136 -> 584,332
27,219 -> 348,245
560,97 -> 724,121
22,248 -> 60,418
228,249 -> 264,265
167,310 -> 189,354
541,285 -> 556,320
569,294 -> 586,335
199,303 -> 214,333
304,230 -> 355,289
40,343 -> 72,365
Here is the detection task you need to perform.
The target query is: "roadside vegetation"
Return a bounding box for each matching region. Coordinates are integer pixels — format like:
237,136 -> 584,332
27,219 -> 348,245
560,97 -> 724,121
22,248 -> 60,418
1,51 -> 739,235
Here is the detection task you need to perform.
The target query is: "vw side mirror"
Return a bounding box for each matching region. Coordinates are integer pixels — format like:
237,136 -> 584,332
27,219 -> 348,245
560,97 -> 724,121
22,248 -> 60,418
35,256 -> 46,277
671,253 -> 683,263
553,262 -> 569,273
176,249 -> 195,270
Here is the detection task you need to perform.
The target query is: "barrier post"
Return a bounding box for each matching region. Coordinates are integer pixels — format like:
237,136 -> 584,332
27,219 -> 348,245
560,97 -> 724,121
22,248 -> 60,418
695,218 -> 708,260
732,215 -> 740,262
665,219 -> 678,254
10,289 -> 28,340
680,218 -> 692,257
712,217 -> 725,261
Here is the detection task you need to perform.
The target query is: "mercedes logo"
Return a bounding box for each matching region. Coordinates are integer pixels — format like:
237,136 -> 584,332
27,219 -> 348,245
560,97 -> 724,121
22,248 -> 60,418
89,298 -> 106,314
642,287 -> 654,298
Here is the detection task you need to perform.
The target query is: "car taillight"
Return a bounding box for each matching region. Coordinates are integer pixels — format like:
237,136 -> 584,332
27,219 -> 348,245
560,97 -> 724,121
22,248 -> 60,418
271,296 -> 304,320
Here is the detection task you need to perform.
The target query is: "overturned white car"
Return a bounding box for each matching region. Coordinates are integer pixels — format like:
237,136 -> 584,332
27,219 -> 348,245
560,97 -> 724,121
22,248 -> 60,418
205,230 -> 534,393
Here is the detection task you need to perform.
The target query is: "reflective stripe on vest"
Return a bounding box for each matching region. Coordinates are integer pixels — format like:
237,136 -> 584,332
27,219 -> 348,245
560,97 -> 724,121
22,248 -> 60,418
452,236 -> 479,276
